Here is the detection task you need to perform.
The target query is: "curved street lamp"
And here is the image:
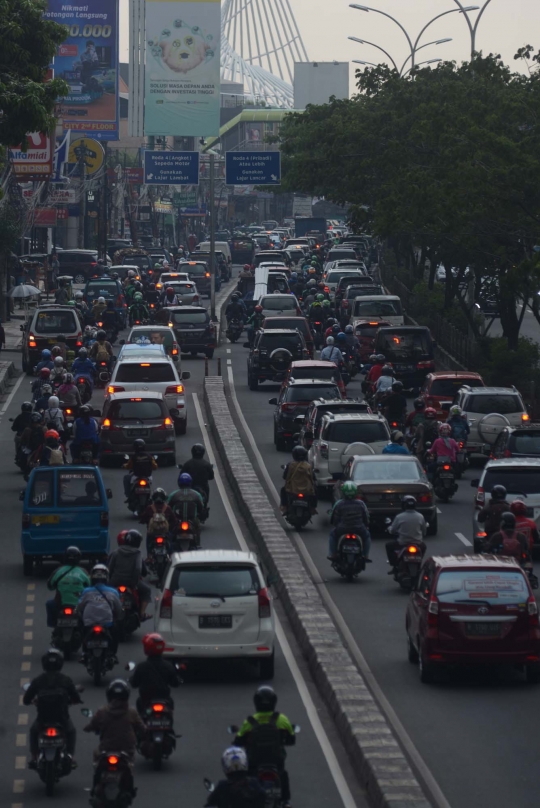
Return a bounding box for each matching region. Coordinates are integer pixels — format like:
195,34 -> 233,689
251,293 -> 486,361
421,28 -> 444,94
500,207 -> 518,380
348,36 -> 399,72
402,58 -> 442,77
400,38 -> 452,74
446,0 -> 495,56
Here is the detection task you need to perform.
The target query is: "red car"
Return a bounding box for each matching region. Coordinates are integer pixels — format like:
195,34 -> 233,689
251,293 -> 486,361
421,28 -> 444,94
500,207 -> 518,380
406,554 -> 540,683
419,371 -> 485,420
354,320 -> 391,363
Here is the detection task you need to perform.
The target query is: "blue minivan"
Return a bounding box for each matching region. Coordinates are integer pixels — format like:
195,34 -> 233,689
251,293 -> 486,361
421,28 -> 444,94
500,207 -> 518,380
20,466 -> 112,576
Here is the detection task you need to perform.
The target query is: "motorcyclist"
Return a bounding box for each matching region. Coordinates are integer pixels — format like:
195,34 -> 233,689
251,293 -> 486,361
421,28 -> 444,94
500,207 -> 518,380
235,686 -> 295,808
382,381 -> 407,426
404,397 -> 426,446
162,286 -> 179,307
129,633 -> 181,715
91,296 -> 108,323
386,495 -> 427,567
43,394 -> 65,434
24,649 -> 81,769
139,488 -> 176,556
426,422 -> 458,479
179,443 -> 215,507
74,290 -> 88,319
71,347 -> 96,393
89,330 -> 114,372
414,407 -> 440,457
129,292 -> 150,326
108,529 -> 151,620
205,746 -> 266,808
167,472 -> 205,532
102,300 -> 121,336
124,272 -> 137,302
328,481 -> 371,560
46,546 -> 91,627
122,438 -> 158,500
374,364 -> 395,401
146,282 -> 160,307
320,335 -> 343,367
50,355 -> 67,388
11,401 -> 34,450
76,564 -> 123,654
343,324 -> 360,353
20,411 -> 46,470
226,293 -> 246,327
446,405 -> 470,442
39,429 -> 66,466
58,373 -> 82,409
246,305 -> 265,347
51,343 -> 66,363
35,349 -> 54,375
477,484 -> 510,540
324,318 -> 338,340
280,444 -> 317,513
83,325 -> 97,348
486,512 -> 531,561
382,430 -> 410,455
71,404 -> 100,462
364,353 -> 386,387
510,499 -> 540,553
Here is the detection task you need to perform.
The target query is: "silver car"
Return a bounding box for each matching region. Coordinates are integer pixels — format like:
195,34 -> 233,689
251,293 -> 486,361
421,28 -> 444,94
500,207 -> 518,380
99,391 -> 176,464
166,280 -> 201,306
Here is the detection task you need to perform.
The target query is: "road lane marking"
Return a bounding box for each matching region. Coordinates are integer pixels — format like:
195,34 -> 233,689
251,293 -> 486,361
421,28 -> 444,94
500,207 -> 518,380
23,632 -> 32,641
17,715 -> 28,726
20,663 -> 30,672
224,367 -> 452,808
22,647 -> 32,656
26,584 -> 35,591
25,606 -> 34,614
455,532 -> 473,547
192,392 -> 358,808
12,780 -> 24,793
26,595 -> 34,602
227,359 -> 231,365
24,620 -> 33,627
15,757 -> 25,770
15,735 -> 26,747
226,348 -> 231,353
0,373 -> 25,415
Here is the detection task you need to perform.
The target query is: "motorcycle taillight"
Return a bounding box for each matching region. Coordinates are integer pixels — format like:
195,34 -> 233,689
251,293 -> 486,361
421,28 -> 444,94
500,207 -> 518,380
45,727 -> 58,737
152,703 -> 165,713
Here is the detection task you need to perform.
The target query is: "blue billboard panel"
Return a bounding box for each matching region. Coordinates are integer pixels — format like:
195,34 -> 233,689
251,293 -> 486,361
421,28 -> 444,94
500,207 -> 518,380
144,151 -> 200,185
226,152 -> 281,185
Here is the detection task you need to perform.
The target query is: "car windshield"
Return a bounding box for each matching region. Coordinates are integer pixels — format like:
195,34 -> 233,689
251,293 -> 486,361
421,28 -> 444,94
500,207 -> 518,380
327,271 -> 363,284
34,310 -> 78,334
130,330 -> 173,348
170,311 -> 208,325
435,570 -> 527,605
169,283 -> 196,295
126,256 -> 150,268
328,251 -> 357,261
354,300 -> 402,318
287,385 -> 340,402
429,378 -> 483,396
348,287 -> 383,299
58,471 -> 102,507
170,565 -> 260,597
261,297 -> 296,311
377,330 -> 430,360
325,422 -> 388,443
107,399 -> 165,420
115,363 -> 176,383
512,433 -> 540,454
260,334 -> 302,351
86,282 -> 118,299
467,394 -> 523,415
186,264 -> 208,275
353,460 -> 421,483
482,468 -> 540,495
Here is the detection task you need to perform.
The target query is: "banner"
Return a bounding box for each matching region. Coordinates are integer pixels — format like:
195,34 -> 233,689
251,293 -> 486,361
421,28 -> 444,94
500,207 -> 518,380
44,0 -> 119,140
10,133 -> 54,180
144,0 -> 221,137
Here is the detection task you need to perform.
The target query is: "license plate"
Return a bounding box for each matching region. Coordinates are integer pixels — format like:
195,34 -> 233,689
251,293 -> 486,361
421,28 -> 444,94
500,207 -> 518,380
40,737 -> 63,746
127,429 -> 149,437
136,487 -> 149,494
146,719 -> 170,728
404,556 -> 420,563
86,640 -> 108,648
31,514 -> 60,524
342,544 -> 360,553
199,615 -> 232,629
439,473 -> 454,479
465,622 -> 501,636
57,618 -> 78,628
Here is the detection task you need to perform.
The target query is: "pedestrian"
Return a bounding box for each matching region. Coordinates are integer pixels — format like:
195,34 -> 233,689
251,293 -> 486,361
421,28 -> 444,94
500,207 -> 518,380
50,251 -> 60,290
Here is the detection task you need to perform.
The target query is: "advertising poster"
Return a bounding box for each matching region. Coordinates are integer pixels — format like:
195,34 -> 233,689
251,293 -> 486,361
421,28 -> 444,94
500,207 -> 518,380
9,133 -> 53,180
44,0 -> 119,140
144,0 -> 221,137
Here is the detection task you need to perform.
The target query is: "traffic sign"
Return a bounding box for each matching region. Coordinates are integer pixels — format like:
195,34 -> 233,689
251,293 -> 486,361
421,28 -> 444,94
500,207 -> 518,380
143,151 -> 199,186
68,138 -> 105,176
226,151 -> 281,185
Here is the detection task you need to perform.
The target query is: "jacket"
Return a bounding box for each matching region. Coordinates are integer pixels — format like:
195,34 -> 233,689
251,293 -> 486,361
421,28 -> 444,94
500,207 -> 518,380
48,564 -> 91,606
382,443 -> 410,455
478,500 -> 510,537
331,498 -> 370,535
129,657 -> 180,702
72,357 -> 96,378
84,699 -> 145,758
58,384 -> 82,407
487,529 -> 529,560
168,488 -> 204,520
77,584 -> 122,627
179,457 -> 214,491
124,453 -> 157,478
24,671 -> 81,721
109,545 -> 145,587
205,776 -> 266,808
72,417 -> 99,444
389,510 -> 427,544
430,437 -> 458,462
447,415 -> 470,440
11,411 -> 33,434
320,345 -> 343,364
89,340 -> 113,360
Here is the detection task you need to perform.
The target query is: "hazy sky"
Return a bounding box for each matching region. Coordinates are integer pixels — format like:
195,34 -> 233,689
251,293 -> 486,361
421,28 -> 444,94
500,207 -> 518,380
119,0 -> 540,91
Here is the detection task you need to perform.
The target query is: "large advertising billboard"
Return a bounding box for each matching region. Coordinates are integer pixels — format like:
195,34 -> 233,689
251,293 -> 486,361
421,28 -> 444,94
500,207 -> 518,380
44,0 -> 119,140
144,0 -> 221,137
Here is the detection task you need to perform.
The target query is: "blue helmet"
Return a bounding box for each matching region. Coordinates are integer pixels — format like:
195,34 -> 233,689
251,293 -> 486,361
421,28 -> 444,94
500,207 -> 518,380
336,331 -> 346,341
178,472 -> 192,488
290,272 -> 298,281
41,349 -> 52,360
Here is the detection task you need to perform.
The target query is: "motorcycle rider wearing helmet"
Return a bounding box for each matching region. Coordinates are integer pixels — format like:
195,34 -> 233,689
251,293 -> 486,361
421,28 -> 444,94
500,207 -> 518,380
235,686 -> 296,808
34,383 -> 53,413
71,404 -> 100,462
74,289 -> 89,318
178,443 -> 215,506
226,293 -> 246,327
486,512 -> 531,561
128,292 -> 150,326
404,398 -> 426,443
280,445 -> 317,513
146,282 -> 160,307
446,405 -> 470,442
246,305 -> 265,347
161,286 -> 179,308
89,330 -> 113,372
510,499 -> 540,553
91,296 -> 108,322
35,349 -> 54,375
477,484 -> 510,540
365,353 -> 386,385
77,564 -> 123,652
39,428 -> 66,466
46,546 -> 90,627
320,335 -> 343,367
50,354 -> 66,387
343,323 -> 360,352
139,488 -> 177,555
205,746 -> 266,808
386,496 -> 427,567
374,364 -> 395,401
58,372 -> 82,410
167,473 -> 205,542
44,393 -> 65,432
328,481 -> 371,560
24,649 -> 82,769
108,530 -> 151,619
383,381 -> 407,426
414,406 -> 440,457
72,347 -> 96,393
102,300 -> 121,336
51,342 -> 66,362
324,318 -> 338,340
382,430 -> 410,455
426,423 -> 459,479
122,438 -> 158,499
20,411 -> 46,470
11,401 -> 34,449
129,633 -> 181,715
124,272 -> 138,302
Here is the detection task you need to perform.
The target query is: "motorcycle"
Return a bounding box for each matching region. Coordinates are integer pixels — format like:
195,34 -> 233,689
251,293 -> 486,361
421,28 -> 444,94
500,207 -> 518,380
74,439 -> 98,466
86,746 -> 136,808
311,320 -> 323,349
127,476 -> 152,516
51,604 -> 82,659
431,455 -> 458,502
284,492 -> 312,530
116,585 -> 141,637
138,699 -> 178,770
331,532 -> 368,582
95,360 -> 111,388
226,318 -> 243,343
147,535 -> 169,583
455,440 -> 469,478
388,536 -> 425,591
169,518 -> 200,552
80,625 -> 117,686
76,375 -> 93,404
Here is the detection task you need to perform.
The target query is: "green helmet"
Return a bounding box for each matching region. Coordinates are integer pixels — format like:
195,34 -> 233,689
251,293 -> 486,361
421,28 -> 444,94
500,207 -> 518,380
154,263 -> 162,269
312,301 -> 322,308
66,300 -> 75,306
133,292 -> 143,302
311,258 -> 318,265
315,293 -> 325,302
341,481 -> 358,499
322,299 -> 331,308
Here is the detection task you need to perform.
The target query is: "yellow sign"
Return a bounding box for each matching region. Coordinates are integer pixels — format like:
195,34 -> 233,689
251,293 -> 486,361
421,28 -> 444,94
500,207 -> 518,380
68,138 -> 105,177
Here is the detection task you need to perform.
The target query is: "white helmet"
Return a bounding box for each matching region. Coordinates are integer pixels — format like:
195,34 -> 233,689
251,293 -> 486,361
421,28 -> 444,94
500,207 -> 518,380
48,395 -> 59,409
326,336 -> 335,345
98,296 -> 105,304
221,746 -> 248,775
450,405 -> 462,417
54,356 -> 64,366
75,290 -> 83,299
84,325 -> 93,334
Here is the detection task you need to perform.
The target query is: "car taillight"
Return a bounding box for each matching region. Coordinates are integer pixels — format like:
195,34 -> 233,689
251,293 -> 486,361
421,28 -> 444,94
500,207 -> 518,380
258,587 -> 271,618
100,512 -> 109,527
172,344 -> 179,355
320,442 -> 329,459
102,418 -> 111,428
165,385 -> 184,395
427,596 -> 439,628
29,336 -> 37,348
160,588 -> 173,618
297,493 -> 304,498
529,596 -> 539,626
522,413 -> 530,422
280,403 -> 296,412
63,607 -> 74,615
442,464 -> 451,471
504,448 -> 512,457
416,493 -> 432,504
417,360 -> 436,370
180,521 -> 189,531
476,486 -> 485,507
107,385 -> 125,394
459,441 -> 465,449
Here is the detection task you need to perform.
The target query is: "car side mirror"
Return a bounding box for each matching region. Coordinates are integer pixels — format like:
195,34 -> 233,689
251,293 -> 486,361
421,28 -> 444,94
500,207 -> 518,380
268,398 -> 278,405
470,479 -> 479,488
19,324 -> 25,331
181,371 -> 191,381
19,489 -> 26,502
106,488 -> 113,499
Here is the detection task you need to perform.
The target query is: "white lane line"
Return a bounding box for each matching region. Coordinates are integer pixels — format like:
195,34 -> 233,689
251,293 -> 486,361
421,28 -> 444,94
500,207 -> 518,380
225,367 -> 452,808
0,373 -> 25,415
455,532 -> 473,547
227,359 -> 232,366
437,508 -> 442,514
192,392 -> 357,808
226,348 -> 231,354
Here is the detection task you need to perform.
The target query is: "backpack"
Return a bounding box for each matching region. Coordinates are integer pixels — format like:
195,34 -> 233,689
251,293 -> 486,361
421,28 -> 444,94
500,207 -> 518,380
95,342 -> 109,362
285,461 -> 314,495
82,588 -> 115,626
133,454 -> 153,478
245,713 -> 283,766
500,530 -> 522,558
47,446 -> 64,466
148,505 -> 169,536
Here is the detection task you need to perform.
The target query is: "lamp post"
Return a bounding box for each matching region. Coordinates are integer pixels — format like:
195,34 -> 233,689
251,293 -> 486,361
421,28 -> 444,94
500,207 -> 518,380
349,36 -> 398,72
400,39 -> 451,75
402,58 -> 442,77
447,0 -> 495,57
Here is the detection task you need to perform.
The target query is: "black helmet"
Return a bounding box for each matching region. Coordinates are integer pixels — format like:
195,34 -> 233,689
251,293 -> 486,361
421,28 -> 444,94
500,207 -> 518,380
392,381 -> 404,392
152,487 -> 167,503
413,398 -> 425,411
134,281 -> 142,291
191,443 -> 205,459
124,529 -> 142,548
491,485 -> 507,501
254,685 -> 277,712
91,563 -> 109,584
21,401 -> 33,412
292,445 -> 308,461
106,679 -> 130,702
500,511 -> 516,530
402,495 -> 417,510
96,330 -> 106,341
31,412 -> 43,423
78,347 -> 88,358
79,405 -> 91,417
149,283 -> 156,291
42,648 -> 64,672
133,438 -> 146,452
64,545 -> 82,566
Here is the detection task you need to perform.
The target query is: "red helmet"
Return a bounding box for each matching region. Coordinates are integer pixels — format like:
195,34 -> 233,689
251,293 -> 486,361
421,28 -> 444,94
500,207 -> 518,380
255,305 -> 263,313
142,632 -> 166,657
45,429 -> 60,440
117,529 -> 129,546
424,407 -> 437,420
243,264 -> 251,271
166,286 -> 175,296
40,367 -> 51,378
510,499 -> 528,517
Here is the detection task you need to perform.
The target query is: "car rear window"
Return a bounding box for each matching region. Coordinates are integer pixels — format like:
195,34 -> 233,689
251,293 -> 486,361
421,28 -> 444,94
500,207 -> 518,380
435,570 -> 527,605
260,296 -> 296,310
328,250 -> 357,261
124,256 -> 150,269
58,471 -> 102,507
347,287 -> 383,299
354,300 -> 402,318
170,565 -> 260,597
107,399 -> 165,420
260,334 -> 302,351
482,467 -> 540,495
171,283 -> 196,295
115,363 -> 176,383
356,323 -> 382,336
130,330 -> 174,348
353,460 -> 421,483
186,263 -> 208,275
263,319 -> 310,338
327,271 -> 363,285
170,311 -> 208,325
377,330 -> 431,359
325,421 -> 388,443
466,394 -> 523,415
512,433 -> 540,454
287,385 -> 340,402
86,282 -> 119,298
34,310 -> 78,334
291,367 -> 337,381
429,378 -> 484,396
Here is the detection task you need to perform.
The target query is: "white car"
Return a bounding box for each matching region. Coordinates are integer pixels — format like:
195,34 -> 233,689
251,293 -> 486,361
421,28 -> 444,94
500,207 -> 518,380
154,550 -> 276,678
454,385 -> 529,454
258,293 -> 300,318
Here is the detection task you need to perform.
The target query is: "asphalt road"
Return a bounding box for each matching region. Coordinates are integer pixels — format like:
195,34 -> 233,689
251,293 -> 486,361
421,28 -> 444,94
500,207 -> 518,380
0,271 -> 365,808
226,334 -> 540,808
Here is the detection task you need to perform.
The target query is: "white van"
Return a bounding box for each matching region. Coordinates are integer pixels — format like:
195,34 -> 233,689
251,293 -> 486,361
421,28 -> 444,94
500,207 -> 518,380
196,241 -> 232,265
352,295 -> 404,326
254,266 -> 291,300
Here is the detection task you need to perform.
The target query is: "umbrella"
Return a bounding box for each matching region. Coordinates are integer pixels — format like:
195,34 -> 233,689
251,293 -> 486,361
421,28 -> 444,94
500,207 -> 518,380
9,284 -> 41,298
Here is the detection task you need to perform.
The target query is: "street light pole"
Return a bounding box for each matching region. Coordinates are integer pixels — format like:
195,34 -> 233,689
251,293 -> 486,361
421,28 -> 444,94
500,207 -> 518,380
209,151 -> 216,322
400,39 -> 451,75
349,5 -> 415,66
447,0 -> 495,57
348,36 -> 399,72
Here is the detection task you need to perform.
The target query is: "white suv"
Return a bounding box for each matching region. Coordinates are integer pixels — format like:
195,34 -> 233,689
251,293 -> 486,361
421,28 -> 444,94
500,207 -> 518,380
154,550 -> 275,678
309,412 -> 391,494
454,385 -> 529,454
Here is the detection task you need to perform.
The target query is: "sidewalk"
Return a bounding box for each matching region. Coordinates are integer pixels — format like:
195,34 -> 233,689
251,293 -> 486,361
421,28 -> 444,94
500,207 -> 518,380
4,319 -> 23,352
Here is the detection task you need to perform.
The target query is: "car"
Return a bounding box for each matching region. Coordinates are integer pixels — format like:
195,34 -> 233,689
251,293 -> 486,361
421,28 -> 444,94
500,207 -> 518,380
107,350 -> 190,435
163,280 -> 201,306
338,454 -> 437,533
21,304 -> 83,373
57,249 -> 108,284
196,240 -> 232,266
166,305 -> 216,359
352,295 -> 404,327
405,554 -> 540,683
258,293 -> 300,318
334,274 -> 380,302
269,378 -> 343,450
154,549 -> 276,678
471,457 -> 540,551
190,251 -> 229,282
107,239 -> 133,258
373,325 -> 436,389
99,391 -> 176,465
158,271 -> 191,286
281,360 -> 347,397
124,324 -> 180,362
420,372 -> 485,420
323,269 -> 366,299
253,250 -> 292,269
83,275 -> 127,325
453,385 -> 530,454
247,328 -> 308,390
353,320 -> 392,363
324,248 -> 358,267
298,398 -> 372,449
108,264 -> 141,282
309,412 -> 391,494
261,316 -> 315,358
183,260 -> 216,297
491,423 -> 540,459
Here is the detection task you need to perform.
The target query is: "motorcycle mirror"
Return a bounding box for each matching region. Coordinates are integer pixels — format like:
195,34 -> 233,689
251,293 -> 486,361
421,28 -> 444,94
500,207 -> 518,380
203,778 -> 215,793
227,724 -> 239,735
124,454 -> 129,461
294,725 -> 301,733
280,464 -> 286,469
19,489 -> 26,502
106,488 -> 113,499
22,682 -> 30,691
126,661 -> 136,672
384,517 -> 392,525
470,479 -> 479,488
181,371 -> 191,381
81,708 -> 93,718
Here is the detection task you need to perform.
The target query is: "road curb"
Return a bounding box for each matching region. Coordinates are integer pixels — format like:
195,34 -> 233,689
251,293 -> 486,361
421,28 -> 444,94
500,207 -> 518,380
0,360 -> 18,394
203,375 -> 432,808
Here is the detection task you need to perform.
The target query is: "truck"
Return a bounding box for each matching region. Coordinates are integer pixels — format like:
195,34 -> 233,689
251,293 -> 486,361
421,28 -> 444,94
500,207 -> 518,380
294,217 -> 327,240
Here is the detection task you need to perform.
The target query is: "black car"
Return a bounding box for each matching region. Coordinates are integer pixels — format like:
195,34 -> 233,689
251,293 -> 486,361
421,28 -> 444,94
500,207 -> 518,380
491,424 -> 540,459
22,304 -> 84,373
182,260 -> 218,297
253,250 -> 292,269
373,326 -> 436,391
56,250 -> 111,284
247,329 -> 308,390
298,398 -> 372,449
269,378 -> 343,450
166,306 -> 216,358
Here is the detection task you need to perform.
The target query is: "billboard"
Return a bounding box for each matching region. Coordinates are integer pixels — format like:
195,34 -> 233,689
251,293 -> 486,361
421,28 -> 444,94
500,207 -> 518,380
144,0 -> 221,137
293,62 -> 349,109
9,133 -> 54,181
44,0 -> 119,140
